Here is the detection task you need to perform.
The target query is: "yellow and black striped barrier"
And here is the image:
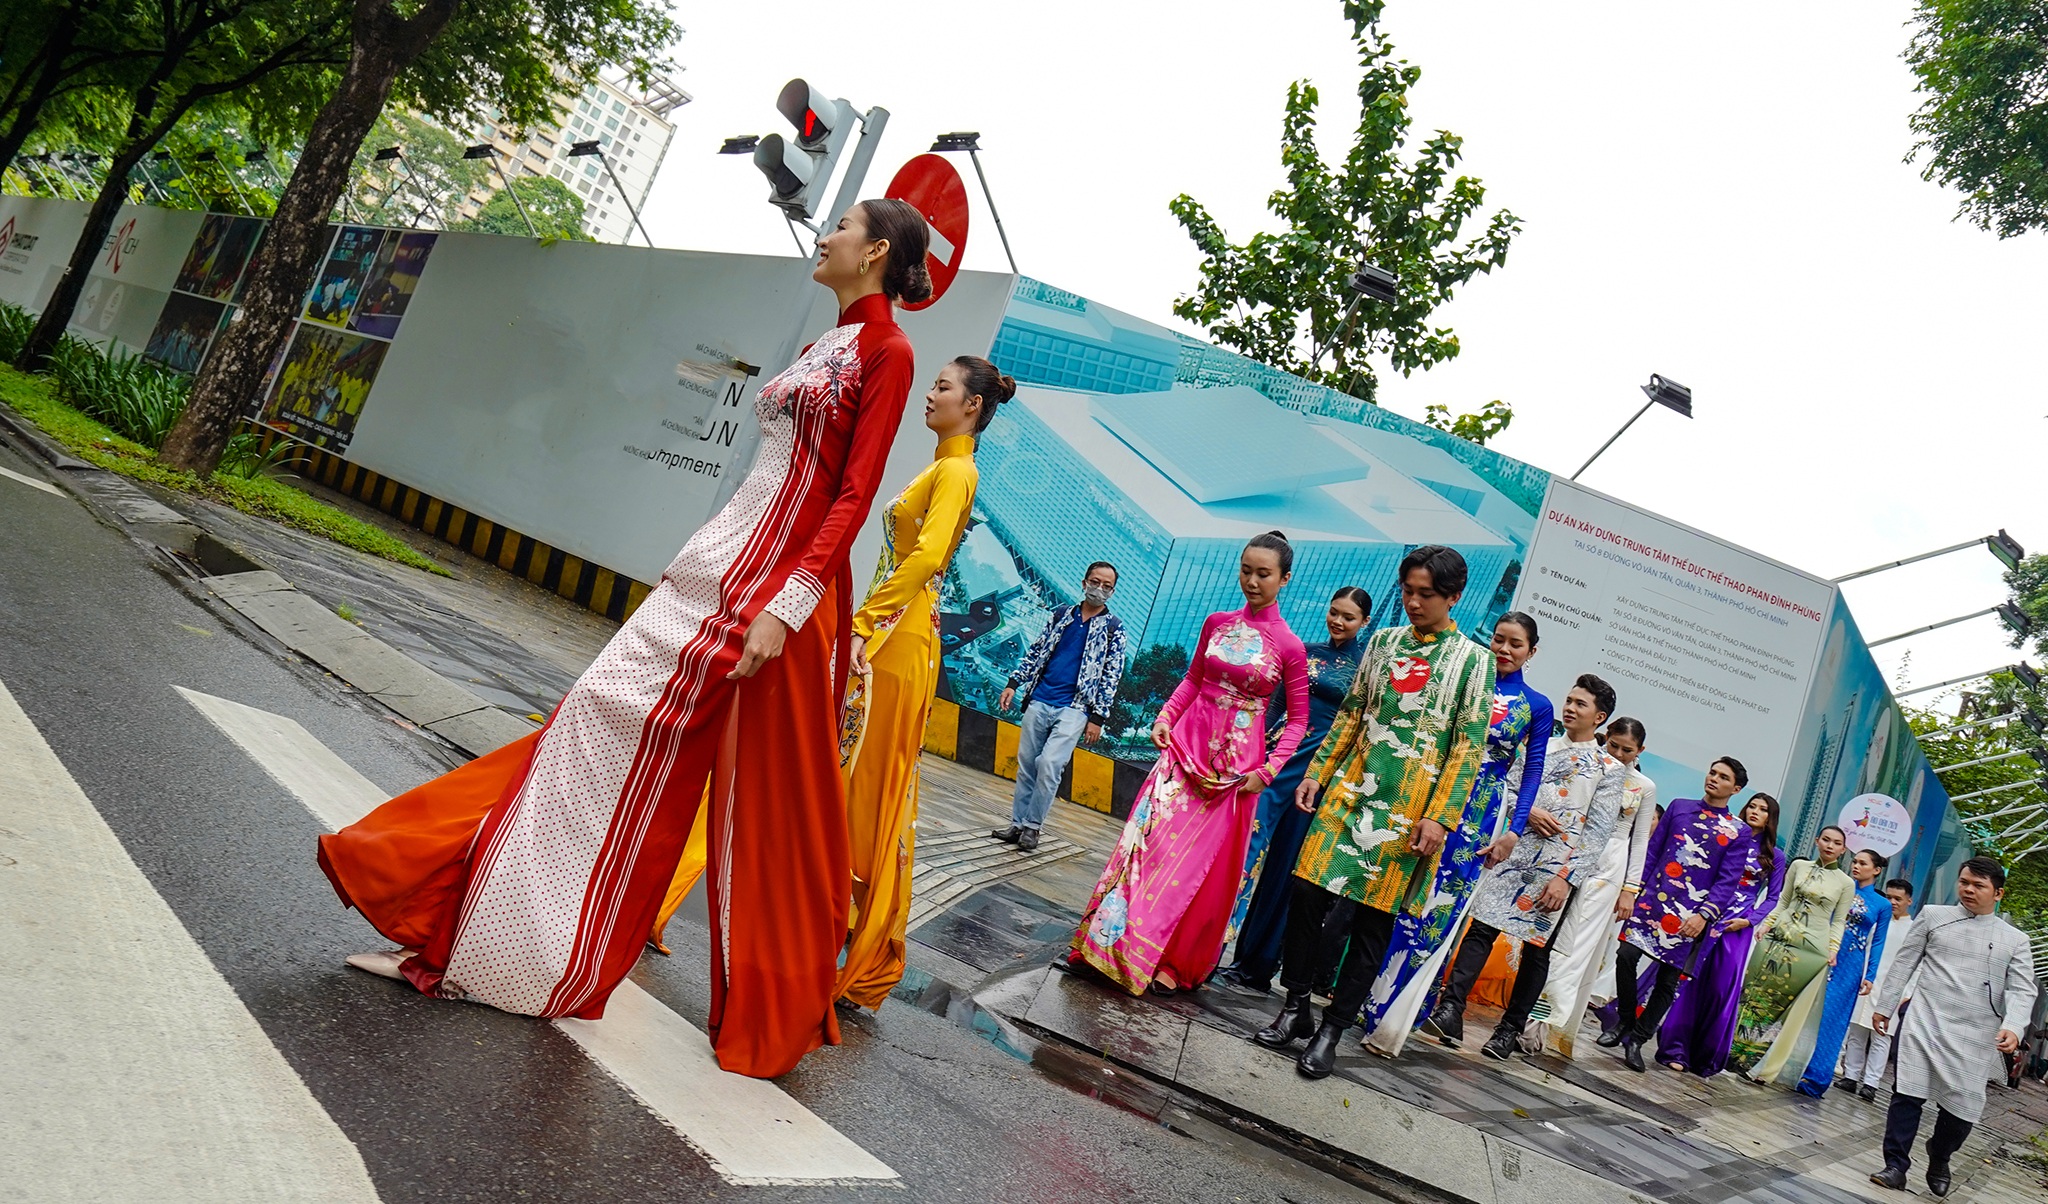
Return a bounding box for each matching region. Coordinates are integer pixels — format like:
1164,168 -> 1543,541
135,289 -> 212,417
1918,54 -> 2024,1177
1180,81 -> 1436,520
923,696 -> 1144,820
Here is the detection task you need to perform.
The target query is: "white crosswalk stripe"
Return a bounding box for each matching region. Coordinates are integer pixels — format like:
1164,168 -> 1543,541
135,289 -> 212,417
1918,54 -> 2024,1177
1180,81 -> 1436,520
177,686 -> 899,1187
0,677 -> 381,1203
0,463 -> 65,495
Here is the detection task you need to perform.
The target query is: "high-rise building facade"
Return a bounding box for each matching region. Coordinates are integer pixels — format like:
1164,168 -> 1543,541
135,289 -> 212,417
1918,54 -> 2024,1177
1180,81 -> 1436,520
455,73 -> 687,244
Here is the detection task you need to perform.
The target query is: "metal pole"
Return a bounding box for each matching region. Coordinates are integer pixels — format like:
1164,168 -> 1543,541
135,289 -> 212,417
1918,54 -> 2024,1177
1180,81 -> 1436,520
1307,289 -> 1367,376
1926,712 -> 2029,741
595,149 -> 653,248
822,106 -> 890,232
30,159 -> 72,198
496,163 -> 542,239
1951,779 -> 2045,806
134,160 -> 171,203
1868,607 -> 2002,648
1570,397 -> 1658,481
1959,794 -> 2045,822
1833,537 -> 1992,584
965,147 -> 1018,275
1934,747 -> 2037,774
217,158 -> 255,216
1994,814 -> 2048,840
1896,667 -> 2012,698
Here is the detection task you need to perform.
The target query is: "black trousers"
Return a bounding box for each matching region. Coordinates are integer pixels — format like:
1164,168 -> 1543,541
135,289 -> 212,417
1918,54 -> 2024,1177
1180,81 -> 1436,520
1882,1093 -> 1972,1173
1612,941 -> 1683,1038
1279,879 -> 1395,1027
1441,886 -> 1577,1034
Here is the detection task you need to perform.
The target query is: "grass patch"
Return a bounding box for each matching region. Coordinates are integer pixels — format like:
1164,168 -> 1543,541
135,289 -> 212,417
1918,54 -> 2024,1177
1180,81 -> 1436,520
0,364 -> 448,577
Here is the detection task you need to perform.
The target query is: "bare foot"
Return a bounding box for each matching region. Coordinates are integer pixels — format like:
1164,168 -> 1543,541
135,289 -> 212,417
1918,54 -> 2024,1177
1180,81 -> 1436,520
345,949 -> 416,981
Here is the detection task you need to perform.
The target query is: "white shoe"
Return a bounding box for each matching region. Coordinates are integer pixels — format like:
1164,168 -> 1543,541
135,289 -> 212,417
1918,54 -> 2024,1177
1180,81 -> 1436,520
345,950 -> 410,981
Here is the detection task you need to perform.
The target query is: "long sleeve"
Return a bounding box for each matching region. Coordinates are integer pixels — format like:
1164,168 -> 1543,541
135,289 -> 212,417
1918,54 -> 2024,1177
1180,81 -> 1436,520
1620,778 -> 1659,890
1562,758 -> 1628,886
1861,901 -> 1890,984
1635,802 -> 1678,895
1824,872 -> 1854,956
1309,635 -> 1381,788
1081,616 -> 1127,726
1999,935 -> 2039,1033
1261,636 -> 1311,781
1874,907 -> 1934,1016
1698,824 -> 1756,922
1713,845 -> 1764,934
1506,691 -> 1552,834
1733,855 -> 1787,926
850,459 -> 974,642
1158,614 -> 1216,730
1760,860 -> 1805,938
1423,648 -> 1493,833
1009,610 -> 1064,689
764,332 -> 915,630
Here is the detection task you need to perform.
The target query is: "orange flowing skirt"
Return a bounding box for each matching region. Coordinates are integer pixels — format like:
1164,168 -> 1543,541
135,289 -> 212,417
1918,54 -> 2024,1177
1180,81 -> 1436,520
319,581 -> 850,1078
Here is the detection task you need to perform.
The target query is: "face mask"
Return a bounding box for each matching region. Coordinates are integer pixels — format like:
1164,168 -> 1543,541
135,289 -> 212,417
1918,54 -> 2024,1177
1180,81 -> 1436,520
1083,584 -> 1111,605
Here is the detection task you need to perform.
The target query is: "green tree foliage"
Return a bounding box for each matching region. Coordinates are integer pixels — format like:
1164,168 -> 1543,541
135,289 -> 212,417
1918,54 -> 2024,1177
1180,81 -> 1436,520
1423,398 -> 1512,446
161,0 -> 679,476
1905,678 -> 2048,912
0,0 -> 140,177
2005,552 -> 2048,656
1905,0 -> 2048,238
345,110 -> 489,227
1169,0 -> 1520,419
457,175 -> 589,240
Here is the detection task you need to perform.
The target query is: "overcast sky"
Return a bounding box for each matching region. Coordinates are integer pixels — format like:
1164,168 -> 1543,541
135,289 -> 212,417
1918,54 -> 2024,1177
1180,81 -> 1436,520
637,1 -> 2047,710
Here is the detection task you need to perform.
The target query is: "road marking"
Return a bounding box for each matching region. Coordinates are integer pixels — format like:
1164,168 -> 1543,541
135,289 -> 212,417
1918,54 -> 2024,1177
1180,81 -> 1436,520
0,678 -> 380,1202
0,463 -> 63,495
178,686 -> 899,1187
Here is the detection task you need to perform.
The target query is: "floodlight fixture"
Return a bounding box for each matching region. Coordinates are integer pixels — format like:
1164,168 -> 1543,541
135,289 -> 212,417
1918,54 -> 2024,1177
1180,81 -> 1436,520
928,130 -> 1019,273
1989,529 -> 2026,572
1571,372 -> 1695,480
461,143 -> 495,160
244,147 -> 268,163
718,136 -> 760,155
1999,603 -> 2034,639
2017,662 -> 2042,692
193,150 -> 218,163
1350,262 -> 1400,305
567,140 -> 600,157
372,146 -> 402,162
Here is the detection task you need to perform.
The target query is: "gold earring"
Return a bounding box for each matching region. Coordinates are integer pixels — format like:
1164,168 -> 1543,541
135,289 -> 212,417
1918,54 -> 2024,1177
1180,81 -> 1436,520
858,258 -> 869,275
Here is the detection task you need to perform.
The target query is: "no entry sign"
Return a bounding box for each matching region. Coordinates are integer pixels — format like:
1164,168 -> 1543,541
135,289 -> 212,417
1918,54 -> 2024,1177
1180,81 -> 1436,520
884,154 -> 969,311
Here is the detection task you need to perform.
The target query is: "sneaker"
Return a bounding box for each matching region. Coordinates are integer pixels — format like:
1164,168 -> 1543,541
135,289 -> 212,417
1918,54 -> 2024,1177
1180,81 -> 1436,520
1480,1027 -> 1520,1061
1017,828 -> 1041,852
991,825 -> 1021,843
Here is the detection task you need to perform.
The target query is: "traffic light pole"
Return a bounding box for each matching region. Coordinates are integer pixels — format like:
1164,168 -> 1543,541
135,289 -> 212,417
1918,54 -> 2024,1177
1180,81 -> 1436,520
822,107 -> 889,231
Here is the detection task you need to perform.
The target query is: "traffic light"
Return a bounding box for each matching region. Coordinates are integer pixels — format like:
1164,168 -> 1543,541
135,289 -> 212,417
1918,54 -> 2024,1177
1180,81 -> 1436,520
751,79 -> 856,220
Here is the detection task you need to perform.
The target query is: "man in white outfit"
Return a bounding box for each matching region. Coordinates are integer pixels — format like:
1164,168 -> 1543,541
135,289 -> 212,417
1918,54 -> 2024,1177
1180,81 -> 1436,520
1839,876 -> 1915,1100
1867,858 -> 2038,1198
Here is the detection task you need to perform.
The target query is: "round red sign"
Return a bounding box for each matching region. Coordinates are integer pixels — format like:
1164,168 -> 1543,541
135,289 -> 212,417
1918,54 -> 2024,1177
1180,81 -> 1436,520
884,154 -> 970,311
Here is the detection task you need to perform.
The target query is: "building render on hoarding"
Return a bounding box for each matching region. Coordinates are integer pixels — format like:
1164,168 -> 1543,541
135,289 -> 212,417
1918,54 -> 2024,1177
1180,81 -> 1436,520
454,72 -> 687,244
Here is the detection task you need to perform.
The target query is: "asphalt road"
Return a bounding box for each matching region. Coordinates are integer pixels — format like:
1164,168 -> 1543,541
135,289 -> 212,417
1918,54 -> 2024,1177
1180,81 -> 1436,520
0,432 -> 1385,1204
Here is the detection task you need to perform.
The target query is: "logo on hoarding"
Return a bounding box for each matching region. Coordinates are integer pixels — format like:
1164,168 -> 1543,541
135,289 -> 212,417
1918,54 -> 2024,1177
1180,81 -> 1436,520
104,217 -> 138,272
1841,793 -> 1912,858
883,153 -> 969,311
0,216 -> 37,263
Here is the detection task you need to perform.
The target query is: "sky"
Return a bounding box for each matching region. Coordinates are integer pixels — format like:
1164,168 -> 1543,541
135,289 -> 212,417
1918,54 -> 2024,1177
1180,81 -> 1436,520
633,1 -> 2048,712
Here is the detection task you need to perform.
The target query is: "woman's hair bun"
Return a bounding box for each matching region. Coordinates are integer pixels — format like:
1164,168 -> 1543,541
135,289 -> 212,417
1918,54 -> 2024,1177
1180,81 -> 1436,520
950,356 -> 1015,434
855,198 -> 934,303
1265,529 -> 1289,542
993,372 -> 1018,405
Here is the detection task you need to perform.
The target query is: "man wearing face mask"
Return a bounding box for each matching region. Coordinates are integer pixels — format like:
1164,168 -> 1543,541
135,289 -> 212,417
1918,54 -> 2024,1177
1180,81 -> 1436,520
993,562 -> 1127,853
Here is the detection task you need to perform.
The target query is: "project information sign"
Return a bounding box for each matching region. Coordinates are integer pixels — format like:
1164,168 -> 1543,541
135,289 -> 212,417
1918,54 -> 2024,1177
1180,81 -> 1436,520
1514,479 -> 1836,805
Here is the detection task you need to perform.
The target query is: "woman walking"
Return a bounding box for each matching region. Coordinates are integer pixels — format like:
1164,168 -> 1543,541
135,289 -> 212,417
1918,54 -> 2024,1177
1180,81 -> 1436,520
317,199 -> 932,1079
836,356 -> 1010,1010
1531,716 -> 1659,1056
1217,587 -> 1371,996
1730,825 -> 1856,1077
1361,612 -> 1551,1057
1069,532 -> 1310,994
1639,792 -> 1784,1075
1792,848 -> 1892,1095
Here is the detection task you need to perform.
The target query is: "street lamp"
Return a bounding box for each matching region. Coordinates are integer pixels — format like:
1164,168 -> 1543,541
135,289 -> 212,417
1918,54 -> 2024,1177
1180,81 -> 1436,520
1868,602 -> 2034,648
928,131 -> 1018,274
567,139 -> 654,249
1896,661 -> 2041,699
1570,374 -> 1693,480
1833,530 -> 2026,584
462,143 -> 539,239
1307,259 -> 1399,374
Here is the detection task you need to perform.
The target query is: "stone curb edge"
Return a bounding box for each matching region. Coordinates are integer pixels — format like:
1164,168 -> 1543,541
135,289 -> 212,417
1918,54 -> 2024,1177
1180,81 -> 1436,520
0,401 -> 534,758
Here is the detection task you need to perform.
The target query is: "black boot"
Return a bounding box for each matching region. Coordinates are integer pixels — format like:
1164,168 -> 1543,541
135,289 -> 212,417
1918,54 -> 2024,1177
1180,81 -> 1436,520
1297,1018 -> 1347,1079
1422,1000 -> 1465,1049
1252,992 -> 1316,1050
1480,1025 -> 1521,1061
1620,1032 -> 1648,1072
1595,1020 -> 1627,1048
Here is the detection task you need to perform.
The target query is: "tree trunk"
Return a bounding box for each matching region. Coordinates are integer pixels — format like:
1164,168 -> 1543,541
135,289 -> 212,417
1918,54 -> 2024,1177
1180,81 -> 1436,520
11,139 -> 150,371
159,0 -> 456,477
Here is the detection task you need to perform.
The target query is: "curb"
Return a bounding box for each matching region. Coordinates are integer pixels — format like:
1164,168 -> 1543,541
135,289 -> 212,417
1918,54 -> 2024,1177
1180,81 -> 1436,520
0,402 -> 535,759
984,967 -> 1664,1204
